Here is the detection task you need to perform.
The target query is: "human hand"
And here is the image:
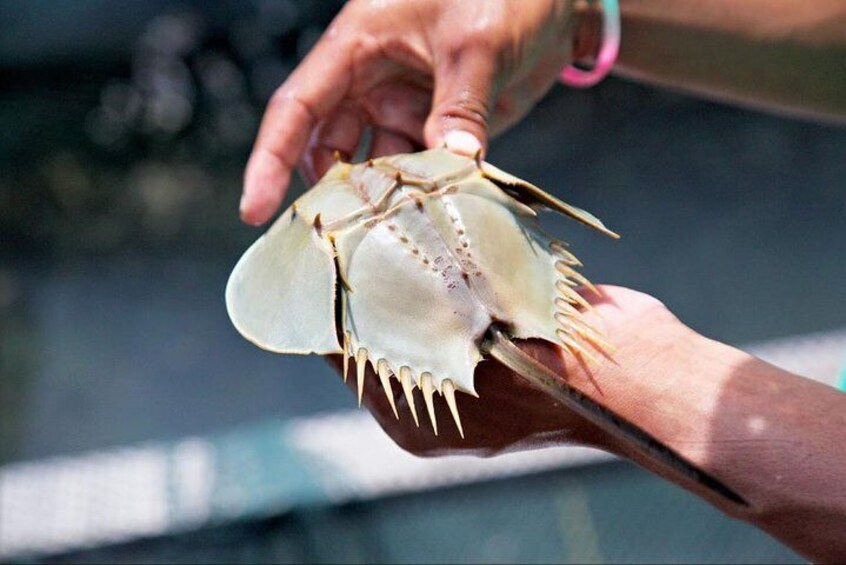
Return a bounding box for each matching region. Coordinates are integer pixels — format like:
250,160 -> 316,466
329,285 -> 690,458
332,284 -> 846,562
241,0 -> 584,225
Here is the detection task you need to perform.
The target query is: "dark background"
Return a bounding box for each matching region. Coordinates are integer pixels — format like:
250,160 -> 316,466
1,1 -> 843,562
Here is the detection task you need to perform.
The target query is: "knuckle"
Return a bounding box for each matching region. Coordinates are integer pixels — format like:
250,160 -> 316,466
351,32 -> 382,63
342,0 -> 392,28
267,87 -> 319,127
465,25 -> 502,53
440,92 -> 490,129
267,85 -> 293,110
440,38 -> 470,64
443,23 -> 502,58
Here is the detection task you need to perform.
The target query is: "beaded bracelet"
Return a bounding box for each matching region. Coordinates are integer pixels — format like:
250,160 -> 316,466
560,0 -> 620,88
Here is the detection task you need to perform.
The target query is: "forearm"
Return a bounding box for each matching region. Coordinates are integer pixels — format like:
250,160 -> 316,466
579,0 -> 846,121
576,322 -> 846,562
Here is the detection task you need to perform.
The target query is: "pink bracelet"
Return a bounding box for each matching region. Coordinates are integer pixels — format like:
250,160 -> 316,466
559,0 -> 620,88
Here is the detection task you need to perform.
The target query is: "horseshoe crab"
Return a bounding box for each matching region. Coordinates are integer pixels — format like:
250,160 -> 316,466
226,147 -> 746,507
226,147 -> 616,436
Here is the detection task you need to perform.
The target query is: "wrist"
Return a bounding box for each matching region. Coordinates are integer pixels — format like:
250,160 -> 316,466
571,319 -> 720,456
557,318 -> 759,514
567,303 -> 846,519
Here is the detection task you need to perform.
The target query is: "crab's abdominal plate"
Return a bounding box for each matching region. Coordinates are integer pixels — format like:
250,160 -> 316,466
336,184 -> 562,398
226,148 -> 616,436
337,198 -> 492,396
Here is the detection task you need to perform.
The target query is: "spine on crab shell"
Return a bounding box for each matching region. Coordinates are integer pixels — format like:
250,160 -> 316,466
376,359 -> 399,419
355,348 -> 370,406
420,373 -> 438,436
549,241 -> 613,358
344,345 -> 465,437
398,366 -> 420,428
441,380 -> 464,438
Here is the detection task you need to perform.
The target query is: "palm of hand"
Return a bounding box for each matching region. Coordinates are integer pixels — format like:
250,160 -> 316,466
332,286 -> 680,458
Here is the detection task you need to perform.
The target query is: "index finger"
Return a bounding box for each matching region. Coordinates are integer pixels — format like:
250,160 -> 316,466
240,32 -> 352,225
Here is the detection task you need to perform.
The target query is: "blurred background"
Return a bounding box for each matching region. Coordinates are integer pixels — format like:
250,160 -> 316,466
1,1 -> 844,563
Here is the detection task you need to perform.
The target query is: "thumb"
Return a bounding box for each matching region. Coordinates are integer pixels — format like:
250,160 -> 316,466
424,49 -> 496,157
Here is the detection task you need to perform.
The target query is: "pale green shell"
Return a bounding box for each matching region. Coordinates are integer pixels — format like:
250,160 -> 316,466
226,148 -> 615,402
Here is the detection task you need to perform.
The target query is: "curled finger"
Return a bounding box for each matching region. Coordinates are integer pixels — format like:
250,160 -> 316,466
241,32 -> 352,225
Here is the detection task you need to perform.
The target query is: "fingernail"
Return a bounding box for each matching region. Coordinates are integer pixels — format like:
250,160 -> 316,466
444,130 -> 482,157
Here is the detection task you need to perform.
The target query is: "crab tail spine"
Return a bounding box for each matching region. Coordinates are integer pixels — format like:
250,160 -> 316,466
441,379 -> 464,438
484,327 -> 747,509
399,366 -> 420,427
376,359 -> 399,419
420,372 -> 438,436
